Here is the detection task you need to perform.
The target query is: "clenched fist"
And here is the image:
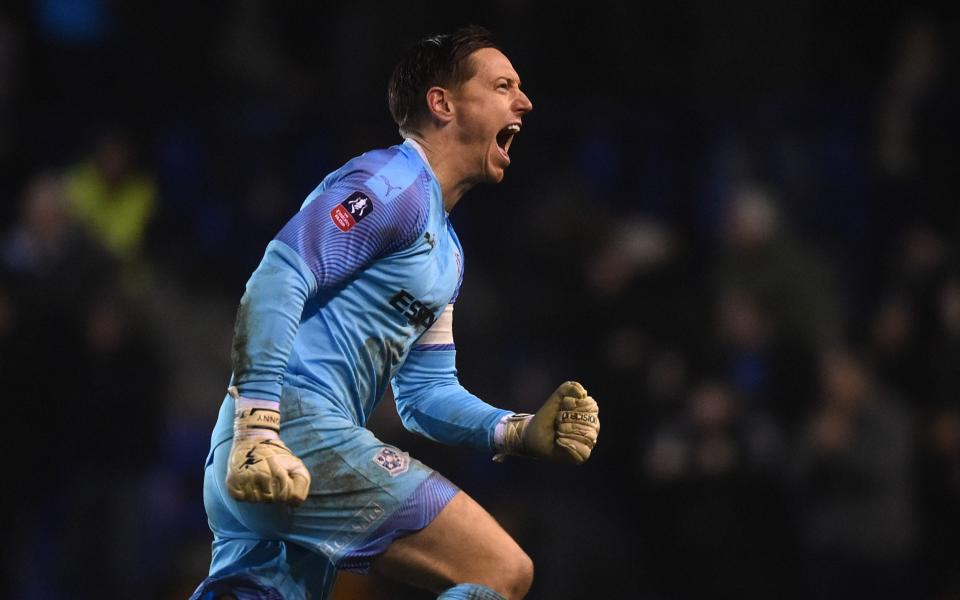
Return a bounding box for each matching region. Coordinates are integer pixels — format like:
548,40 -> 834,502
495,381 -> 600,464
225,388 -> 311,506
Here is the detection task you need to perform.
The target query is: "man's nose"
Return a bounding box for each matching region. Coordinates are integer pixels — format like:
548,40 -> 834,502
516,90 -> 533,113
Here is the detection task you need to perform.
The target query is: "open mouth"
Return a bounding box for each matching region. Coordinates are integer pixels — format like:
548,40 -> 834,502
495,123 -> 521,158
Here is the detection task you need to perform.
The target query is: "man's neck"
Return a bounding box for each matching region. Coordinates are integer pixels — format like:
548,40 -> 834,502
405,134 -> 474,213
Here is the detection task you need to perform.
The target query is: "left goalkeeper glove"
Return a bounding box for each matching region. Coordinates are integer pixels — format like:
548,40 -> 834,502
494,380 -> 600,464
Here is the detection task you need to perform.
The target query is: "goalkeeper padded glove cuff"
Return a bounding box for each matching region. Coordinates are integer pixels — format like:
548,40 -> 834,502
492,413 -> 534,462
225,387 -> 311,506
493,381 -> 599,465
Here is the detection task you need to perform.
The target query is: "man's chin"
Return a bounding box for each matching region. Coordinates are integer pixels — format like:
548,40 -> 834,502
485,162 -> 507,183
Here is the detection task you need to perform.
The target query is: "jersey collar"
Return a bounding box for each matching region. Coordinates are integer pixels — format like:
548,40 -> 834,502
402,138 -> 446,215
403,138 -> 437,181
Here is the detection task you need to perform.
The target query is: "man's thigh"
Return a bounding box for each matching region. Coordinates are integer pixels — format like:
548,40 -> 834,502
370,491 -> 529,595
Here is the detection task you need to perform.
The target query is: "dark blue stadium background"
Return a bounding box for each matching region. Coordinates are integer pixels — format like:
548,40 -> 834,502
1,1 -> 958,598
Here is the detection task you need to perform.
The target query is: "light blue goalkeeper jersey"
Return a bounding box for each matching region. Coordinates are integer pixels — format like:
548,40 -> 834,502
210,139 -> 509,453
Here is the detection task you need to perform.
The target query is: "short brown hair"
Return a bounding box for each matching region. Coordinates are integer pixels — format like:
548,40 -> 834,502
387,25 -> 499,136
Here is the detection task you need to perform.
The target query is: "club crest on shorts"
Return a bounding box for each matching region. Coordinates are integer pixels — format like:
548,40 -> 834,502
372,447 -> 409,476
330,191 -> 374,232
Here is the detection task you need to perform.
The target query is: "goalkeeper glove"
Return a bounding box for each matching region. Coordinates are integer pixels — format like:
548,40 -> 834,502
494,381 -> 599,464
225,387 -> 311,506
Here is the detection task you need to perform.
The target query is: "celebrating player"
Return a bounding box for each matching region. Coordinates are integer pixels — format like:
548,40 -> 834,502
191,25 -> 600,600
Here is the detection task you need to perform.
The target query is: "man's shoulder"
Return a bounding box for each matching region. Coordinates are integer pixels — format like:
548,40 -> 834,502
336,144 -> 417,178
337,144 -> 428,205
341,144 -> 403,174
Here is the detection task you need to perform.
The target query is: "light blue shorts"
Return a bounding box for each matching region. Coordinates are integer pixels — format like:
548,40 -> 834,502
192,385 -> 459,600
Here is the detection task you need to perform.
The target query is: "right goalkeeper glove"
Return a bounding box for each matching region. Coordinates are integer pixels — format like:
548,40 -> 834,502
225,387 -> 311,506
494,381 -> 600,464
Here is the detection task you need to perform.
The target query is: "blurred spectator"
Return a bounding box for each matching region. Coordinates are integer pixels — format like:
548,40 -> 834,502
867,226 -> 951,402
868,293 -> 925,398
710,182 -> 837,430
582,216 -> 709,452
77,296 -> 163,470
64,130 -> 158,292
0,171 -> 118,345
3,173 -> 105,277
875,17 -> 958,236
712,286 -> 817,432
793,345 -> 918,599
587,216 -> 677,300
0,171 -> 134,598
894,226 -> 950,297
877,18 -> 940,181
718,182 -> 841,346
645,381 -> 783,482
641,381 -> 793,598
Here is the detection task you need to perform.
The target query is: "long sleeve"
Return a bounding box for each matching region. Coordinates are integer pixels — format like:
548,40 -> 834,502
232,171 -> 429,401
391,304 -> 511,452
230,240 -> 316,401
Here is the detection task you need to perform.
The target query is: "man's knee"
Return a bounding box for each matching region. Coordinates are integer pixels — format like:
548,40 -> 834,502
506,550 -> 534,599
488,545 -> 533,600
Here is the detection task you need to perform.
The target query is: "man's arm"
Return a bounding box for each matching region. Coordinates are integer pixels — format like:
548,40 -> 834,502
392,304 -> 511,452
392,304 -> 600,463
224,240 -> 317,505
228,176 -> 430,504
230,241 -> 317,401
235,174 -> 429,398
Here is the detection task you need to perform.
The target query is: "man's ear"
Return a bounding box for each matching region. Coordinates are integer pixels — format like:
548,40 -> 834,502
425,87 -> 455,125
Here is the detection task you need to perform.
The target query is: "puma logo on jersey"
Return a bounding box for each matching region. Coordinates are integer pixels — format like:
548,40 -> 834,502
378,175 -> 402,198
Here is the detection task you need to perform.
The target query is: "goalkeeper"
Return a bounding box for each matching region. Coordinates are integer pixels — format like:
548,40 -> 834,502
191,26 -> 599,600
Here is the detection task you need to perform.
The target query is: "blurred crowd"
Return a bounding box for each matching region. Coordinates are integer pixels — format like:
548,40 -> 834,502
0,2 -> 958,599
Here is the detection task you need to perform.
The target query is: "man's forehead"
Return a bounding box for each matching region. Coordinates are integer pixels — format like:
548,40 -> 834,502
468,47 -> 520,82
